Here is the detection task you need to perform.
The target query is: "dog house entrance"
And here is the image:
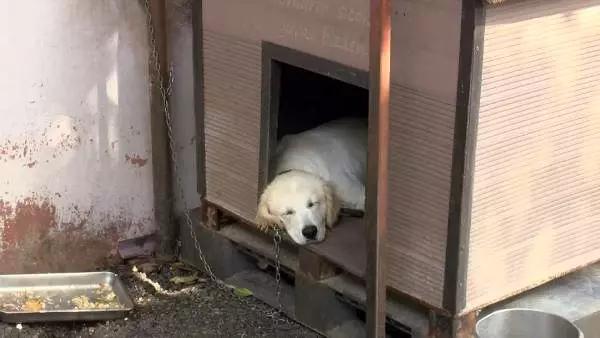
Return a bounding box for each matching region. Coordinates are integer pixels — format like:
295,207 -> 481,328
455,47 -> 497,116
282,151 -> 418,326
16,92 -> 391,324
259,43 -> 370,277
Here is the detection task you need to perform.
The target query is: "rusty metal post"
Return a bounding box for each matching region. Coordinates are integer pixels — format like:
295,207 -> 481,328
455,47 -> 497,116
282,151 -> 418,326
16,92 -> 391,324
366,0 -> 391,336
147,0 -> 176,259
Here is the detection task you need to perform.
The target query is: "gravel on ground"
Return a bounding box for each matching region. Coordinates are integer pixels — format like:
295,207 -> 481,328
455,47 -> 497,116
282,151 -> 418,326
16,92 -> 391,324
0,260 -> 322,338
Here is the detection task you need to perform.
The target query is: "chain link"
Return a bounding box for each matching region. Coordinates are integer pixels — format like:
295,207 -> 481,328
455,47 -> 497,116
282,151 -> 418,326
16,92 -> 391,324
273,228 -> 283,314
144,0 -> 219,286
143,0 -> 285,327
271,228 -> 289,335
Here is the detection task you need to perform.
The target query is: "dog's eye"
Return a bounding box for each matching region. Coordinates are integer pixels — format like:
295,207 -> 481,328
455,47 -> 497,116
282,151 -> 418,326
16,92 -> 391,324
284,209 -> 294,215
307,201 -> 314,208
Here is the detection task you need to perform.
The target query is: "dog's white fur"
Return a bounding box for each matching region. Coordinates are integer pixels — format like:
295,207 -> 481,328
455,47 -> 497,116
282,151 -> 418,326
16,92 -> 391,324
256,117 -> 367,245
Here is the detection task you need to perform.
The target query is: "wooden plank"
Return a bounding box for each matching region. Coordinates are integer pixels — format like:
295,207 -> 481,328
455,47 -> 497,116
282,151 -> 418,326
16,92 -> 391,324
218,223 -> 299,272
299,248 -> 340,281
200,201 -> 222,230
307,217 -> 366,278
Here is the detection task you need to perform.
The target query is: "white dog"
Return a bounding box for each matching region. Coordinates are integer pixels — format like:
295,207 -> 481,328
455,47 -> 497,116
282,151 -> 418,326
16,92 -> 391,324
255,117 -> 367,245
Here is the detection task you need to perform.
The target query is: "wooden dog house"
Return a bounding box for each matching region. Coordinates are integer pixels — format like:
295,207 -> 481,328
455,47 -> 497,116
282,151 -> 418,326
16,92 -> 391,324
194,0 -> 600,329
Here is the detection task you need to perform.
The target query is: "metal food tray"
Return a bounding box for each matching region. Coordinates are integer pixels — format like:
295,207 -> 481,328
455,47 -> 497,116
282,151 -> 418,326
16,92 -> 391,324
0,272 -> 134,323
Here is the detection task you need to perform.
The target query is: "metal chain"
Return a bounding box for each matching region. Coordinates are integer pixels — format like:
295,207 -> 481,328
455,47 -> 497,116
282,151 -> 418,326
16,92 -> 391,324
143,0 -> 286,327
271,228 -> 289,335
273,228 -> 283,315
144,0 -> 219,287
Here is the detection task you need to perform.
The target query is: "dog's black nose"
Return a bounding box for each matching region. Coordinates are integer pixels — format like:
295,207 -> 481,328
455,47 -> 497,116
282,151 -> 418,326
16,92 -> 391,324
302,225 -> 318,240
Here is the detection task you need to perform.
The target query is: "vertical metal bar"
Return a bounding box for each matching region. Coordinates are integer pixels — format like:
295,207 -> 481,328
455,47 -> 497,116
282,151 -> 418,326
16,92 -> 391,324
192,0 -> 207,198
147,0 -> 176,259
366,0 -> 391,336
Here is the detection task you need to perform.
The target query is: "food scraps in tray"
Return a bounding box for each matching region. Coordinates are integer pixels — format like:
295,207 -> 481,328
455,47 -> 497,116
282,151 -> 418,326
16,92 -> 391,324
0,283 -> 125,312
0,291 -> 52,313
71,282 -> 122,310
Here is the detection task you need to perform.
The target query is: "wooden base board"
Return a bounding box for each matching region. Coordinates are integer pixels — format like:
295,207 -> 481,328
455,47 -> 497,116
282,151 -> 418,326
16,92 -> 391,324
306,216 -> 366,278
182,201 -> 600,337
181,205 -> 480,337
322,274 -> 429,337
217,218 -> 366,280
218,222 -> 299,273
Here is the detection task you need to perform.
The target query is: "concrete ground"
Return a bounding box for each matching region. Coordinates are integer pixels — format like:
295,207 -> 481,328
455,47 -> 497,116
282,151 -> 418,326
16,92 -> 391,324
0,261 -> 321,338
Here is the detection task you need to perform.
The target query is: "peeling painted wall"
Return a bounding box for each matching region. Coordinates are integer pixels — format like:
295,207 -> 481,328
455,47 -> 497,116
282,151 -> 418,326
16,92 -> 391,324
0,0 -> 155,273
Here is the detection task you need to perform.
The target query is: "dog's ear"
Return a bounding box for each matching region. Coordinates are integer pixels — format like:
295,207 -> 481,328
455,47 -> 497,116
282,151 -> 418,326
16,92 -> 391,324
323,182 -> 341,229
255,190 -> 281,232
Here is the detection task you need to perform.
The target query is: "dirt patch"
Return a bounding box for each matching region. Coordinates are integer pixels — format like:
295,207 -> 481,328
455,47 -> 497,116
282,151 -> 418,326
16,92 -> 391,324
0,261 -> 321,338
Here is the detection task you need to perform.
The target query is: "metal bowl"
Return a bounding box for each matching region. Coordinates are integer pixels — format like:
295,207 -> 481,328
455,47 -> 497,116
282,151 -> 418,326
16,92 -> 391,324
476,308 -> 584,338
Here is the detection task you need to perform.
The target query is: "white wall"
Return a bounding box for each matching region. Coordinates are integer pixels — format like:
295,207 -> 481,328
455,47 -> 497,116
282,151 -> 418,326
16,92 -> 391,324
0,0 -> 155,272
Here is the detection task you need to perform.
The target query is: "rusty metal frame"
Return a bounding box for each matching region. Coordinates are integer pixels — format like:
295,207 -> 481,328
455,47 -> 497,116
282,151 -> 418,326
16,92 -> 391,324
365,0 -> 392,336
147,0 -> 176,258
442,0 -> 486,316
192,0 -> 206,198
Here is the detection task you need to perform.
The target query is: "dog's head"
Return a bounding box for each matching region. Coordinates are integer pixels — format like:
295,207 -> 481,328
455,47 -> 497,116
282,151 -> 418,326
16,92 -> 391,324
255,170 -> 341,245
